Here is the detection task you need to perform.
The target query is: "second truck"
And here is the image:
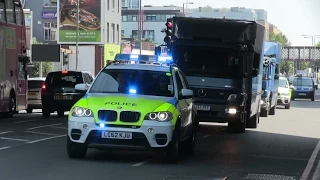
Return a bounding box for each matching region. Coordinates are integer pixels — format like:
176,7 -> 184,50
157,17 -> 266,133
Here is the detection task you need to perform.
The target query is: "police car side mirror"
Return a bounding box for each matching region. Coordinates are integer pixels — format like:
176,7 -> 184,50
75,83 -> 88,92
289,85 -> 294,89
181,89 -> 193,99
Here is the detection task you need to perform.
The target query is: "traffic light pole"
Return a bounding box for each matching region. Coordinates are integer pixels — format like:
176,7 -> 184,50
139,0 -> 142,55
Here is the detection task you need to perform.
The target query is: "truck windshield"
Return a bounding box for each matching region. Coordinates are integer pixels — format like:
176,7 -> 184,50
89,69 -> 174,97
176,47 -> 241,79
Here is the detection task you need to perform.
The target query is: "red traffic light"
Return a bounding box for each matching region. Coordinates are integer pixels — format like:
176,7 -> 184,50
165,22 -> 172,29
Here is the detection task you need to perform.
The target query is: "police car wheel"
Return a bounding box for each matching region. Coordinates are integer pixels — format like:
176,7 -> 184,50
182,124 -> 196,154
67,136 -> 87,159
285,104 -> 290,109
164,129 -> 180,163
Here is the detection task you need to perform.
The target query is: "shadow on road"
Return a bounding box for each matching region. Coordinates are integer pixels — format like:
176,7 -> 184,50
290,99 -> 320,109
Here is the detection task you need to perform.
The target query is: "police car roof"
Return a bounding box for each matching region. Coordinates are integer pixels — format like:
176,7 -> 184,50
106,63 -> 171,72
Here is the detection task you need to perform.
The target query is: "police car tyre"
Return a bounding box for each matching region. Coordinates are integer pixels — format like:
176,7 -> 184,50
285,104 -> 290,109
42,109 -> 50,118
67,136 -> 87,159
163,122 -> 180,163
182,124 -> 196,154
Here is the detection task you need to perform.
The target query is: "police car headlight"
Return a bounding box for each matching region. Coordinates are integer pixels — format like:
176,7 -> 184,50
72,107 -> 93,117
145,112 -> 173,121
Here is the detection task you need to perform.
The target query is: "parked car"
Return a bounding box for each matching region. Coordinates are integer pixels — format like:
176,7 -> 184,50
26,77 -> 46,113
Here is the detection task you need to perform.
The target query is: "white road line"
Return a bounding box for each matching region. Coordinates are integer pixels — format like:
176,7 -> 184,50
14,120 -> 38,124
49,126 -> 67,129
0,137 -> 29,142
312,160 -> 320,180
202,135 -> 210,139
132,159 -> 150,166
27,123 -> 63,130
300,140 -> 320,180
0,131 -> 13,135
0,146 -> 11,151
24,131 -> 59,136
27,134 -> 66,144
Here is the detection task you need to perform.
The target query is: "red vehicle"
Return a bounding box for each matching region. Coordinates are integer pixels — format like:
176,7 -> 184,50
0,0 -> 29,117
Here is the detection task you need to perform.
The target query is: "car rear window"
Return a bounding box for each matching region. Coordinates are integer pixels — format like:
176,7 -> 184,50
45,71 -> 83,90
28,80 -> 44,89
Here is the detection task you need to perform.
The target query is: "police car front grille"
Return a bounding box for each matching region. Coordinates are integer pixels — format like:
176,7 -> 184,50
120,111 -> 141,122
98,110 -> 117,122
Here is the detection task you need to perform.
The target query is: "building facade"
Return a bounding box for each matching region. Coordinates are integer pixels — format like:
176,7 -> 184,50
121,5 -> 183,45
122,0 -> 140,9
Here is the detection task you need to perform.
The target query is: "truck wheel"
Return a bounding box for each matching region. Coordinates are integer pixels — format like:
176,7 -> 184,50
229,121 -> 246,133
311,96 -> 315,101
269,106 -> 276,115
67,136 -> 87,159
285,104 -> 290,109
291,96 -> 295,100
260,109 -> 269,117
247,113 -> 259,128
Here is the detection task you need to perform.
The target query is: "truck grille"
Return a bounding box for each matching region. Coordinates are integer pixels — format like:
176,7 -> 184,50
120,111 -> 141,122
98,110 -> 117,122
191,87 -> 229,100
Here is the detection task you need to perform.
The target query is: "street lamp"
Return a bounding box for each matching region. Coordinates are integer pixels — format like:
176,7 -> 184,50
183,2 -> 194,15
75,0 -> 80,70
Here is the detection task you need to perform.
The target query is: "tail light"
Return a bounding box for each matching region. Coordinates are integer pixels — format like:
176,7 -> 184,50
41,83 -> 47,94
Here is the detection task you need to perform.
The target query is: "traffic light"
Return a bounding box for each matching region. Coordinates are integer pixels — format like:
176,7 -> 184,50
163,18 -> 173,46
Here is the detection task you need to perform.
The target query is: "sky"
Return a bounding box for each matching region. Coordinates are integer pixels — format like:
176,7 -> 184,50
141,0 -> 320,46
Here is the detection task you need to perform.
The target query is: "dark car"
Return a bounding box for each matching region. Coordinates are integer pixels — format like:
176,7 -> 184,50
290,76 -> 316,101
41,70 -> 94,117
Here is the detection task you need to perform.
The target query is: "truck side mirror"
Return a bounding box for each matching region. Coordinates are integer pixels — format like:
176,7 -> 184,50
274,74 -> 279,80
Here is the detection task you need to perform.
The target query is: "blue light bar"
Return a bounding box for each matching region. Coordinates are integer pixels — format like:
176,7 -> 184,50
158,56 -> 173,62
114,54 -> 157,62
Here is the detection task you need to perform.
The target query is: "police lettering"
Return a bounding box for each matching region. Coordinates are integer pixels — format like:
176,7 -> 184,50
105,102 -> 137,106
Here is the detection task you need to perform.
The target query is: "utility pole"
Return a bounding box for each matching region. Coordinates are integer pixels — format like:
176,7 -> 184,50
75,0 -> 79,70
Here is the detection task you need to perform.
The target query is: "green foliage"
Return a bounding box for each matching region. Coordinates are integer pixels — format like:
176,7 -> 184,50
316,41 -> 320,47
30,37 -> 53,77
269,32 -> 291,46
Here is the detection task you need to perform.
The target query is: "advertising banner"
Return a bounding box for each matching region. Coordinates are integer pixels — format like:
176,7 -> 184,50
57,0 -> 102,44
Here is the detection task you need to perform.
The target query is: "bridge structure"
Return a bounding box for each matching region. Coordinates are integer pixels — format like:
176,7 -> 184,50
282,46 -> 320,61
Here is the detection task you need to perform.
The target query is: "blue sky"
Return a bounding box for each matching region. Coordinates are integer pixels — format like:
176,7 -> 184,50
141,0 -> 320,46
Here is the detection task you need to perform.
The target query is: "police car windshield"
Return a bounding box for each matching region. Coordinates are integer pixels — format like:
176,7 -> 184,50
293,78 -> 313,87
279,79 -> 287,88
89,69 -> 174,97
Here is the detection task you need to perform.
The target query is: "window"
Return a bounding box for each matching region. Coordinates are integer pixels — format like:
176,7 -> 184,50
43,0 -> 57,7
89,69 -> 174,97
111,23 -> 115,43
43,22 -> 57,41
121,30 -> 124,36
28,80 -> 45,89
107,23 -> 109,42
278,79 -> 288,88
116,24 -> 119,43
45,71 -> 84,93
14,2 -> 22,25
131,30 -> 138,40
143,30 -> 155,41
132,16 -> 137,21
175,71 -> 183,94
179,71 -> 189,88
122,15 -> 127,21
107,0 -> 110,10
0,1 -> 5,22
5,0 -> 14,23
112,0 -> 115,9
146,15 -> 156,21
18,60 -> 27,79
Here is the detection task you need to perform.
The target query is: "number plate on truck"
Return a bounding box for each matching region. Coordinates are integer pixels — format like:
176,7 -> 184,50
195,105 -> 211,111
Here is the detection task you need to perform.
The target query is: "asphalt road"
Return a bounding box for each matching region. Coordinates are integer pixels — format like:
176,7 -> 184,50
0,97 -> 320,180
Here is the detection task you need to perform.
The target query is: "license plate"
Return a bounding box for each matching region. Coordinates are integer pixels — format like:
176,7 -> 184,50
298,93 -> 306,96
28,92 -> 37,96
195,105 -> 211,111
101,131 -> 132,139
54,95 -> 72,100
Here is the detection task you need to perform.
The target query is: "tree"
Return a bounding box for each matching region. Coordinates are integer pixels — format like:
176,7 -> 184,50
31,38 -> 53,77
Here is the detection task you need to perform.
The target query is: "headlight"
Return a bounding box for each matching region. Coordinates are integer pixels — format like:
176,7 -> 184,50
309,87 -> 313,91
227,94 -> 237,101
144,112 -> 173,122
71,107 -> 93,117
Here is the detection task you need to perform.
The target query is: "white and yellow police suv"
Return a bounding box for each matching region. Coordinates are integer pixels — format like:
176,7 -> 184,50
68,54 -> 196,163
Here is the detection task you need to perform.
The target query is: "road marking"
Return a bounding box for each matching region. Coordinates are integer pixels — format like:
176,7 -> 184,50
27,123 -> 63,130
27,134 -> 66,144
132,159 -> 150,166
0,131 -> 13,135
202,135 -> 210,139
0,137 -> 29,142
300,140 -> 320,180
0,146 -> 11,151
24,131 -> 59,136
312,160 -> 320,180
14,120 -> 38,124
49,126 -> 67,129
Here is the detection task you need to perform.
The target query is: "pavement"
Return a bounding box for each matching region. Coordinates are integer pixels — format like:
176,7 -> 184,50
0,97 -> 320,180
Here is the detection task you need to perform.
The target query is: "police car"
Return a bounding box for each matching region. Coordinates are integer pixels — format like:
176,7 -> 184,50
67,54 -> 196,163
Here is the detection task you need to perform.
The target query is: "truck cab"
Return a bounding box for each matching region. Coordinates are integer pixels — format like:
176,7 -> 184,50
260,41 -> 282,117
